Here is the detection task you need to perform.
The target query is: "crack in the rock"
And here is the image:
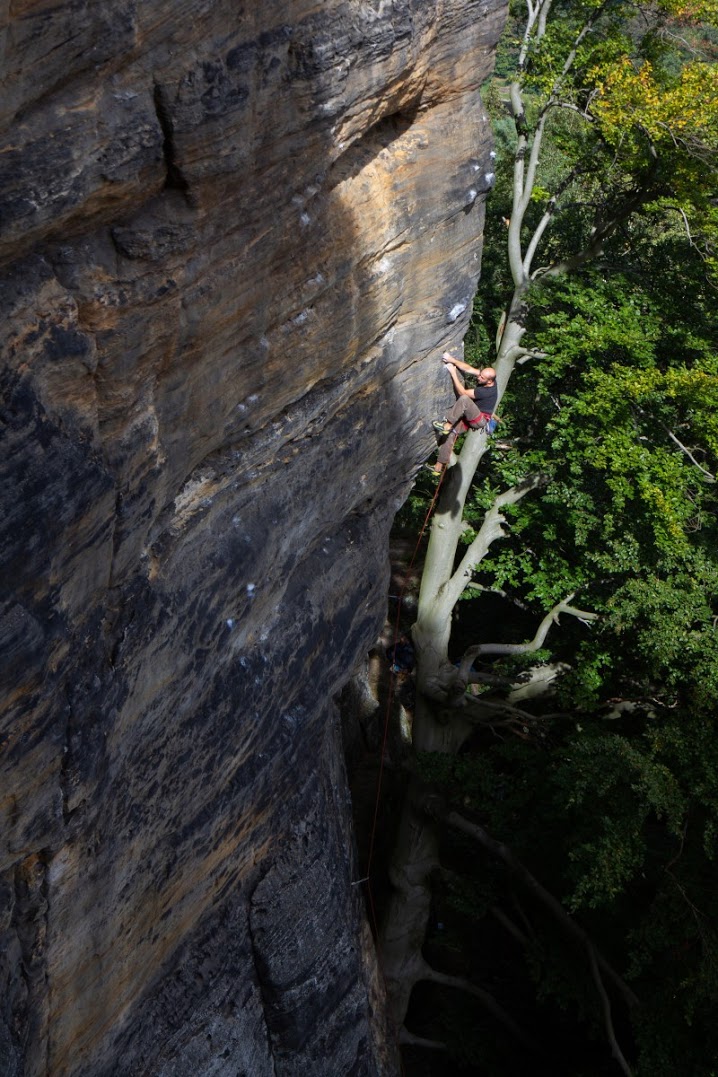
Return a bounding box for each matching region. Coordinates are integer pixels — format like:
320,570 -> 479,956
152,83 -> 189,194
12,851 -> 51,1074
246,891 -> 279,1077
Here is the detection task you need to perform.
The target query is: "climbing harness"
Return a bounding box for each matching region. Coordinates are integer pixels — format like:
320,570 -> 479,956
462,410 -> 497,433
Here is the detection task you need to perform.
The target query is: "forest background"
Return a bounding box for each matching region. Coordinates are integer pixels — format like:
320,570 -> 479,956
381,0 -> 718,1073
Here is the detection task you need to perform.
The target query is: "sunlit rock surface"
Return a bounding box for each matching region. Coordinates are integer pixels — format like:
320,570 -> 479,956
0,1 -> 504,1073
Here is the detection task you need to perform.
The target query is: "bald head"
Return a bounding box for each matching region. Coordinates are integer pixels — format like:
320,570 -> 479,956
479,367 -> 496,384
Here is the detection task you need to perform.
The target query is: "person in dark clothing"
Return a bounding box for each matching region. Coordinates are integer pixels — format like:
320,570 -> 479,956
387,634 -> 415,673
425,353 -> 498,475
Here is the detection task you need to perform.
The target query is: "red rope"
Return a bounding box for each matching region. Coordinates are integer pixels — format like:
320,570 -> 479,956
361,469 -> 445,1072
368,467 -> 445,896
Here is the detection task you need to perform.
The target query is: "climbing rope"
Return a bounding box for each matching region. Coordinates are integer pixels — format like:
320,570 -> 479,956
364,465 -> 445,910
360,467 -> 445,1071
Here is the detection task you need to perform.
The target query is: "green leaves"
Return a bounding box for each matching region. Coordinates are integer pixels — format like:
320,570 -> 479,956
559,732 -> 687,908
399,3 -> 718,1068
442,223 -> 718,1068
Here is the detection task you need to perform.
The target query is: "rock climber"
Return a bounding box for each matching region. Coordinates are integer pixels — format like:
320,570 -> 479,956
425,353 -> 498,476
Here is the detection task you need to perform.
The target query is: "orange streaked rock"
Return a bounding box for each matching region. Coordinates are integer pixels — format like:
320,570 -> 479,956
0,1 -> 505,1074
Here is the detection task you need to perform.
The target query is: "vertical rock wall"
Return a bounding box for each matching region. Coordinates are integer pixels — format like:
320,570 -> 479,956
0,1 -> 505,1074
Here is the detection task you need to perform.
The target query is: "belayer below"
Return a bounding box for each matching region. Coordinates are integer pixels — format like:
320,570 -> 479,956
425,352 -> 498,476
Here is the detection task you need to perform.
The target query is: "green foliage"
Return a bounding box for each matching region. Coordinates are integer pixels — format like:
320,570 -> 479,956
437,260 -> 718,1069
401,2 -> 718,1071
490,0 -> 718,283
466,255 -> 718,638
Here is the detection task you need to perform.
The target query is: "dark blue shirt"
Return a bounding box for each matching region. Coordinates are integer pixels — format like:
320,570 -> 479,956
471,383 -> 498,413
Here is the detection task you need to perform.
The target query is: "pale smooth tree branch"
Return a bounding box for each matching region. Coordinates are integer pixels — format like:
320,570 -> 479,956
445,475 -> 547,610
519,111 -> 550,220
537,0 -> 552,37
588,944 -> 635,1077
553,0 -> 612,91
465,581 -> 532,611
664,427 -> 716,481
508,0 -> 551,284
513,346 -> 549,363
462,695 -> 546,727
509,0 -> 611,283
550,100 -> 596,119
457,595 -> 597,683
507,0 -> 655,286
398,1029 -> 447,1051
524,164 -> 585,276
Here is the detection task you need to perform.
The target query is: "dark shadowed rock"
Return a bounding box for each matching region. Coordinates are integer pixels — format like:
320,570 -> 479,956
0,0 -> 506,1073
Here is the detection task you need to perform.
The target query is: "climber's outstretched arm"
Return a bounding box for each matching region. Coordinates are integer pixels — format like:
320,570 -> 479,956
446,362 -> 475,399
443,351 -> 481,376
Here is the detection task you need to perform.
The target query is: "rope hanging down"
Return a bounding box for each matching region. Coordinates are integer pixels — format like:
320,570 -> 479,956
359,467 -> 445,1073
365,468 -> 445,901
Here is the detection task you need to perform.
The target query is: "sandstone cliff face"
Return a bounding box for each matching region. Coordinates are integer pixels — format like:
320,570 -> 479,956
0,2 -> 504,1074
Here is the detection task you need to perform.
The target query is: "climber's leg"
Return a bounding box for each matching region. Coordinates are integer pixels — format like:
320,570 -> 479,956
445,396 -> 482,426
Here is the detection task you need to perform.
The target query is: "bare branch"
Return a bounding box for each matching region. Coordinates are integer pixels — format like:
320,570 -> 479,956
519,112 -> 550,220
523,0 -> 611,221
536,0 -> 552,38
490,904 -> 532,948
464,581 -> 532,611
506,0 -> 637,288
509,660 -> 572,704
552,0 -> 612,92
525,201 -> 562,276
535,180 -> 656,277
443,812 -> 640,1011
399,1028 -> 447,1051
664,427 -> 716,482
673,205 -> 700,252
517,0 -> 552,70
657,24 -> 710,59
421,965 -> 540,1052
549,100 -> 596,120
508,148 -> 529,285
654,120 -> 718,167
525,163 -> 587,275
447,475 -> 547,608
457,595 -> 597,682
462,695 -> 544,727
513,347 -> 549,362
587,945 -> 635,1077
634,400 -> 716,481
508,0 -> 555,284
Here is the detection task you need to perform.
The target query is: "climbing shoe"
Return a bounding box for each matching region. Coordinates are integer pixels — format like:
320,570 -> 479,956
432,420 -> 452,434
423,463 -> 443,477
